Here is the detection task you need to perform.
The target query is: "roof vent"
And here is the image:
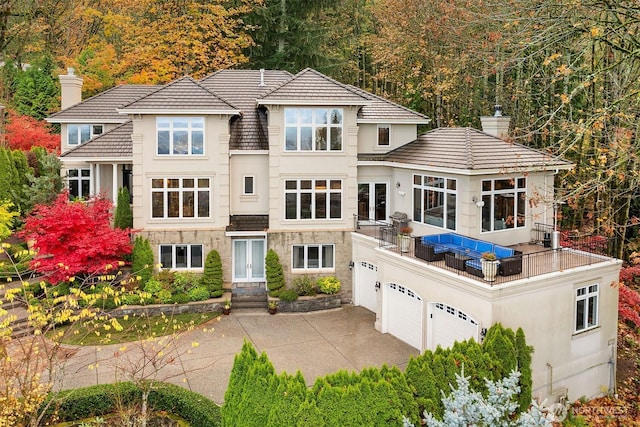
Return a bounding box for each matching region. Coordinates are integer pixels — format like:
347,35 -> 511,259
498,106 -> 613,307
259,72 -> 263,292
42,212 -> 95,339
259,68 -> 265,86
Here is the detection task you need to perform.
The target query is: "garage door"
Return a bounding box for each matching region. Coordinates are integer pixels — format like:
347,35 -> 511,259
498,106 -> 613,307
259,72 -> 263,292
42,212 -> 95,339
385,283 -> 423,350
355,262 -> 377,312
428,302 -> 478,350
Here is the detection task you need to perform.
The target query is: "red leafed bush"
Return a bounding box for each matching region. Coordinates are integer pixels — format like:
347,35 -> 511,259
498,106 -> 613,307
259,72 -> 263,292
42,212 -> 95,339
4,110 -> 60,152
618,284 -> 640,328
19,191 -> 132,283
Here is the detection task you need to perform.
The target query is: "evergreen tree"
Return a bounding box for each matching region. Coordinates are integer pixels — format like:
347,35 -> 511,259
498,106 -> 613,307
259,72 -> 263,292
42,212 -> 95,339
295,398 -> 324,427
21,150 -> 62,212
515,328 -> 533,411
265,248 -> 285,295
266,372 -> 308,426
113,187 -> 133,229
0,148 -> 20,208
131,236 -> 154,286
200,249 -> 223,297
223,341 -> 260,425
12,56 -> 59,120
483,327 -> 517,381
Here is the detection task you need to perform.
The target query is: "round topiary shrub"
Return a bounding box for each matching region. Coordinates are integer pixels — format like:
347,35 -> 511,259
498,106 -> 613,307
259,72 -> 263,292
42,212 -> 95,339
143,278 -> 164,297
188,286 -> 211,302
317,276 -> 341,294
200,250 -> 223,296
278,289 -> 299,302
292,276 -> 315,296
265,249 -> 285,293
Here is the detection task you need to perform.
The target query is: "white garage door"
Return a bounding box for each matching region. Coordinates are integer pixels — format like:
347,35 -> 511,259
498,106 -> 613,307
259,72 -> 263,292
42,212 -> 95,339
355,262 -> 378,312
386,283 -> 423,350
428,302 -> 479,350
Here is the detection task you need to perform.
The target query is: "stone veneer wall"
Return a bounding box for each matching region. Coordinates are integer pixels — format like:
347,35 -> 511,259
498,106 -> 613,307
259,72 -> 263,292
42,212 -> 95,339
276,294 -> 342,313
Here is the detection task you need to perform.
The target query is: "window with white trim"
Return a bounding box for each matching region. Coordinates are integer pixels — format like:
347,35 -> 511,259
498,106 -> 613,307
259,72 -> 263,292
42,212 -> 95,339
243,176 -> 255,195
284,108 -> 343,151
413,174 -> 457,230
157,117 -> 204,155
68,124 -> 103,145
151,177 -> 210,218
292,244 -> 334,270
575,283 -> 599,333
285,179 -> 342,220
159,244 -> 203,269
377,124 -> 390,146
481,177 -> 526,232
68,168 -> 91,199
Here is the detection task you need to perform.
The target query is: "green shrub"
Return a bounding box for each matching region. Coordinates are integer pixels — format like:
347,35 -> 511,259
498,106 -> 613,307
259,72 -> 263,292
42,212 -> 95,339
148,382 -> 222,427
200,250 -> 223,296
131,236 -> 154,286
121,292 -> 154,306
188,286 -> 211,302
155,269 -> 175,285
143,278 -> 164,296
278,289 -> 298,302
157,289 -> 173,303
265,249 -> 285,292
113,187 -> 133,229
268,289 -> 281,298
173,271 -> 199,293
171,292 -> 190,304
292,276 -> 315,296
317,276 -> 341,294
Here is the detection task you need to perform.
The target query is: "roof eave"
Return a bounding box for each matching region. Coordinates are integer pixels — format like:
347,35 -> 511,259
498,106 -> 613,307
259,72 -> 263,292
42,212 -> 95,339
358,160 -> 574,176
60,156 -> 133,162
116,108 -> 241,115
46,118 -> 128,124
257,99 -> 370,106
357,118 -> 431,125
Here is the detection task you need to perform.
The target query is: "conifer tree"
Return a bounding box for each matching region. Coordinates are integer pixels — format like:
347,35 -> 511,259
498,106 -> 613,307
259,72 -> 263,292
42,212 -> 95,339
131,236 -> 154,286
113,187 -> 133,229
515,327 -> 533,411
200,249 -> 223,297
265,248 -> 285,295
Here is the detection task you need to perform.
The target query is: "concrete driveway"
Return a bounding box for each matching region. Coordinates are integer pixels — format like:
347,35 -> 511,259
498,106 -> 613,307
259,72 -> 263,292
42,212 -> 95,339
56,305 -> 419,404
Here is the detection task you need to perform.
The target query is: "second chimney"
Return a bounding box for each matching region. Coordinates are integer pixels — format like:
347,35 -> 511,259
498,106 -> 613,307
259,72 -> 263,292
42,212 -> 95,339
59,68 -> 83,110
480,105 -> 511,139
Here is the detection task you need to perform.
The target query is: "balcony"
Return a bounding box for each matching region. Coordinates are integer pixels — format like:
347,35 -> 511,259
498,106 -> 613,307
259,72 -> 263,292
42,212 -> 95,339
353,218 -> 615,285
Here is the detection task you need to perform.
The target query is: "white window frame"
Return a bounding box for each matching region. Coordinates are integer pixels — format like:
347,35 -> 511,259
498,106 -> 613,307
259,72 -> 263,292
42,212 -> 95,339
151,177 -> 211,219
377,124 -> 390,146
243,175 -> 255,195
284,179 -> 342,220
159,244 -> 203,270
68,124 -> 103,145
156,117 -> 205,156
292,244 -> 335,271
284,108 -> 343,151
575,283 -> 599,333
67,168 -> 91,199
413,174 -> 457,230
481,177 -> 527,232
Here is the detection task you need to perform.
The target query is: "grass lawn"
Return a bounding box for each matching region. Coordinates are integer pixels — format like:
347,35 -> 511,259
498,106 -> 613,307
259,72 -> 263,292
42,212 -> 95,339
49,312 -> 218,345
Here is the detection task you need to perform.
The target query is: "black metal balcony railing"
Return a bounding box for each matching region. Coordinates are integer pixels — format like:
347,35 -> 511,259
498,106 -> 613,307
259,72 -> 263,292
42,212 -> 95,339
353,216 -> 614,285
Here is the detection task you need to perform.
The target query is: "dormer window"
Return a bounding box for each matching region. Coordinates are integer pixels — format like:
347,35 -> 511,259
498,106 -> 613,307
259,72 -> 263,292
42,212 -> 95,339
68,124 -> 103,145
284,108 -> 343,151
377,124 -> 390,146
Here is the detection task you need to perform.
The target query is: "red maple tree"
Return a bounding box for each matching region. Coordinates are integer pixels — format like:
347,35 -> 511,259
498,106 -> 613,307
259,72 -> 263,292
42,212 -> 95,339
20,192 -> 133,283
4,110 -> 60,152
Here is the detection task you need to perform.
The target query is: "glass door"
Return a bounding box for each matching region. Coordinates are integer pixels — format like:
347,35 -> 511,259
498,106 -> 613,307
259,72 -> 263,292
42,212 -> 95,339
358,182 -> 388,222
232,239 -> 266,282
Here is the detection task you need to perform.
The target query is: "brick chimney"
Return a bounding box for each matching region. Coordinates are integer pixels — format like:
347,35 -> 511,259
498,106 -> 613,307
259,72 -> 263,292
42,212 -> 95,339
480,105 -> 511,139
59,67 -> 83,110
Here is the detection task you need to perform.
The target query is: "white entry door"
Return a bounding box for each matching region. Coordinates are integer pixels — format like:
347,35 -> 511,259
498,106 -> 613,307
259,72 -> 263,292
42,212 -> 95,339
427,302 -> 479,350
358,182 -> 388,222
355,261 -> 377,312
233,239 -> 266,283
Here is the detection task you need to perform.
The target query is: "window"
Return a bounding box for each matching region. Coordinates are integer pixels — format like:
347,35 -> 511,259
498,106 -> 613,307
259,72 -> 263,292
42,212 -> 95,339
68,124 -> 103,145
285,179 -> 342,220
377,124 -> 390,146
575,283 -> 599,332
243,176 -> 255,195
292,244 -> 334,270
159,244 -> 203,269
284,108 -> 343,151
151,177 -> 210,218
481,177 -> 526,232
413,175 -> 457,230
157,117 -> 204,155
68,168 -> 91,198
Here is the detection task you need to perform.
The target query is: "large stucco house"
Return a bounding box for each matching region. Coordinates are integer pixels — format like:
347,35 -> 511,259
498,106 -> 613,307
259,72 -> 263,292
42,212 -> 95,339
47,67 -> 621,405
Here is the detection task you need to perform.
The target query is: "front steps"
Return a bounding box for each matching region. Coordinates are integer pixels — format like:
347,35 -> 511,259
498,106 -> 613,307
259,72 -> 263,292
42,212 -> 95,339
230,287 -> 267,310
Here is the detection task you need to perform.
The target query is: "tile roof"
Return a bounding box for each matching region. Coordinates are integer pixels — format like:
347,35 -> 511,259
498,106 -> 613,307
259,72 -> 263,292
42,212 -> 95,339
47,85 -> 158,123
199,69 -> 293,150
61,121 -> 133,159
118,76 -> 240,113
258,68 -> 369,104
379,127 -> 572,171
348,85 -> 430,123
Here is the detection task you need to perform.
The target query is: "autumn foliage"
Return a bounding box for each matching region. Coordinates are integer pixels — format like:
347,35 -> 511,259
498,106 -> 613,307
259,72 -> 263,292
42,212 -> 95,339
19,192 -> 132,283
4,111 -> 60,152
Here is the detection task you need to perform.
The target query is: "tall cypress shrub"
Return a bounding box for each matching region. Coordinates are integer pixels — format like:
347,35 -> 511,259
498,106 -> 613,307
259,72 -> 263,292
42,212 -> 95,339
131,236 -> 154,286
200,249 -> 223,297
265,249 -> 285,296
113,187 -> 133,229
223,341 -> 259,425
515,327 -> 533,411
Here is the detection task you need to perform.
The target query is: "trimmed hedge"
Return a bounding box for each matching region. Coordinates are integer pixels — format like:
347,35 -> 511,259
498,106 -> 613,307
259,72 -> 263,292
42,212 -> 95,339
43,381 -> 221,427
